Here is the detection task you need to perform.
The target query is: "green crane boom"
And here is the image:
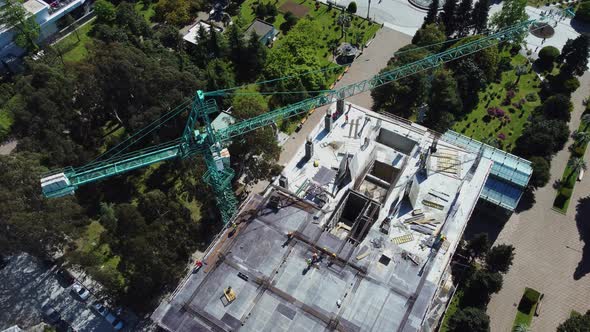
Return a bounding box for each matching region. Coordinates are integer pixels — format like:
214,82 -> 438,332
39,14 -> 558,224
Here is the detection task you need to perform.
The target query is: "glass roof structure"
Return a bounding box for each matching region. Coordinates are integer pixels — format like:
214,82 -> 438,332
441,131 -> 532,211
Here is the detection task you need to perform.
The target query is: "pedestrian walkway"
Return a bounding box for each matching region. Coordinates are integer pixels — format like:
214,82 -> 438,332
487,72 -> 590,332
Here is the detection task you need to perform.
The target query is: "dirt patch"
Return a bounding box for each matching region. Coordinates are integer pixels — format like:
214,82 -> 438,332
279,1 -> 309,17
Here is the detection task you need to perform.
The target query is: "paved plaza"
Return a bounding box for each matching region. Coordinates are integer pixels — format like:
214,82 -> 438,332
487,72 -> 590,332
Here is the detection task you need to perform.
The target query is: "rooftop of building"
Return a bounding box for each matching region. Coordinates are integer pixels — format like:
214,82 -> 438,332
182,21 -> 223,45
152,103 -> 495,331
244,19 -> 277,40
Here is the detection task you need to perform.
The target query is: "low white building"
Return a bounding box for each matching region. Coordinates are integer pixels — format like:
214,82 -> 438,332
0,0 -> 89,64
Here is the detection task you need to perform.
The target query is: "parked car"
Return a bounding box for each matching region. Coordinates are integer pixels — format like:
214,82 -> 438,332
106,313 -> 124,331
56,268 -> 75,286
56,319 -> 77,332
92,301 -> 109,317
72,282 -> 91,301
112,318 -> 124,331
42,306 -> 61,324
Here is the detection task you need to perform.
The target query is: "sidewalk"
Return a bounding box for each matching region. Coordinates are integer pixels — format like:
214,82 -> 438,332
486,72 -> 590,332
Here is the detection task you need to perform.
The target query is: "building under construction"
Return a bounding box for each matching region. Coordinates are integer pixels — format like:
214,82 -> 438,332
152,102 -> 532,331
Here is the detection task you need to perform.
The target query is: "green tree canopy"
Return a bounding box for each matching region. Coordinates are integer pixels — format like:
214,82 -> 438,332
557,311 -> 590,332
486,244 -> 515,273
461,269 -> 503,307
0,0 -> 41,52
490,0 -> 527,31
514,117 -> 570,158
440,0 -> 457,36
347,1 -> 357,13
94,0 -> 117,23
448,307 -> 490,332
466,233 -> 490,259
575,2 -> 590,23
529,156 -> 551,188
0,153 -> 89,258
424,69 -> 462,132
559,35 -> 590,77
371,45 -> 430,118
452,36 -> 499,82
537,46 -> 560,70
538,94 -> 573,122
411,24 -> 446,51
471,0 -> 490,33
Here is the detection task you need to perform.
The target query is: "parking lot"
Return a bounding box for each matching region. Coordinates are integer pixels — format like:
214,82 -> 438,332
0,254 -> 125,331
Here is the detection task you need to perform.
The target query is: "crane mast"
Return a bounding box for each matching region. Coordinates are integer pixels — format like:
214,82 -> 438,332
40,13 -> 562,224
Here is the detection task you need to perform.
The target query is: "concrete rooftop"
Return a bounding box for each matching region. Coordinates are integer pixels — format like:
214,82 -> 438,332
152,103 -> 496,331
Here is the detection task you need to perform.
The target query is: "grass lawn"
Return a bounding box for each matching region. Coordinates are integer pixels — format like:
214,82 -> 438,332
0,109 -> 13,140
439,290 -> 462,332
237,0 -> 380,65
553,120 -> 590,213
135,1 -> 156,22
452,53 -> 542,152
55,18 -> 95,63
512,287 -> 541,331
74,220 -> 125,286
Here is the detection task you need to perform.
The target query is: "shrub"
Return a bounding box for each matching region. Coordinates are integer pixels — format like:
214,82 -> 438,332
575,1 -> 590,23
537,46 -> 560,70
498,133 -> 506,140
517,288 -> 541,313
347,1 -> 357,13
530,156 -> 551,187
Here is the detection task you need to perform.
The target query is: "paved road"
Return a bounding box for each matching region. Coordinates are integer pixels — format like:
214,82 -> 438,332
0,254 -> 116,331
277,27 -> 412,167
487,72 -> 590,332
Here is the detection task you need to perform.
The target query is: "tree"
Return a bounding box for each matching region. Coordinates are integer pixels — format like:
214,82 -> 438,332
486,244 -> 515,273
424,0 -> 439,26
466,233 -> 490,260
424,69 -> 462,131
567,157 -> 587,183
337,13 -> 352,40
94,0 -> 117,23
0,153 -> 89,259
240,30 -> 267,81
0,0 -> 41,52
514,323 -> 530,332
575,1 -> 590,23
229,92 -> 281,183
455,0 -> 473,37
347,1 -> 357,14
514,118 -> 570,158
490,0 -> 527,40
537,46 -> 560,71
538,94 -> 573,122
557,311 -> 590,332
529,156 -> 550,188
582,113 -> 590,131
573,130 -> 590,147
440,0 -> 458,36
452,36 -> 499,81
371,45 -> 430,118
559,35 -> 590,77
154,0 -> 202,27
453,58 -> 486,112
462,269 -> 503,307
412,24 -> 446,51
471,0 -> 490,33
281,11 -> 298,34
205,59 -> 235,91
448,307 -> 490,332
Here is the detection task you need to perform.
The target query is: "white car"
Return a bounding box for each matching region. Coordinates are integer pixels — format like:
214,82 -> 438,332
72,282 -> 91,301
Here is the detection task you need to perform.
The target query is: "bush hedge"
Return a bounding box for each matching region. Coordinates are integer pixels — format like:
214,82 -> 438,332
518,287 -> 541,313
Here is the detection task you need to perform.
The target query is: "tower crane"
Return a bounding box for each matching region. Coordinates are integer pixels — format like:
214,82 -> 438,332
39,13 -> 566,224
